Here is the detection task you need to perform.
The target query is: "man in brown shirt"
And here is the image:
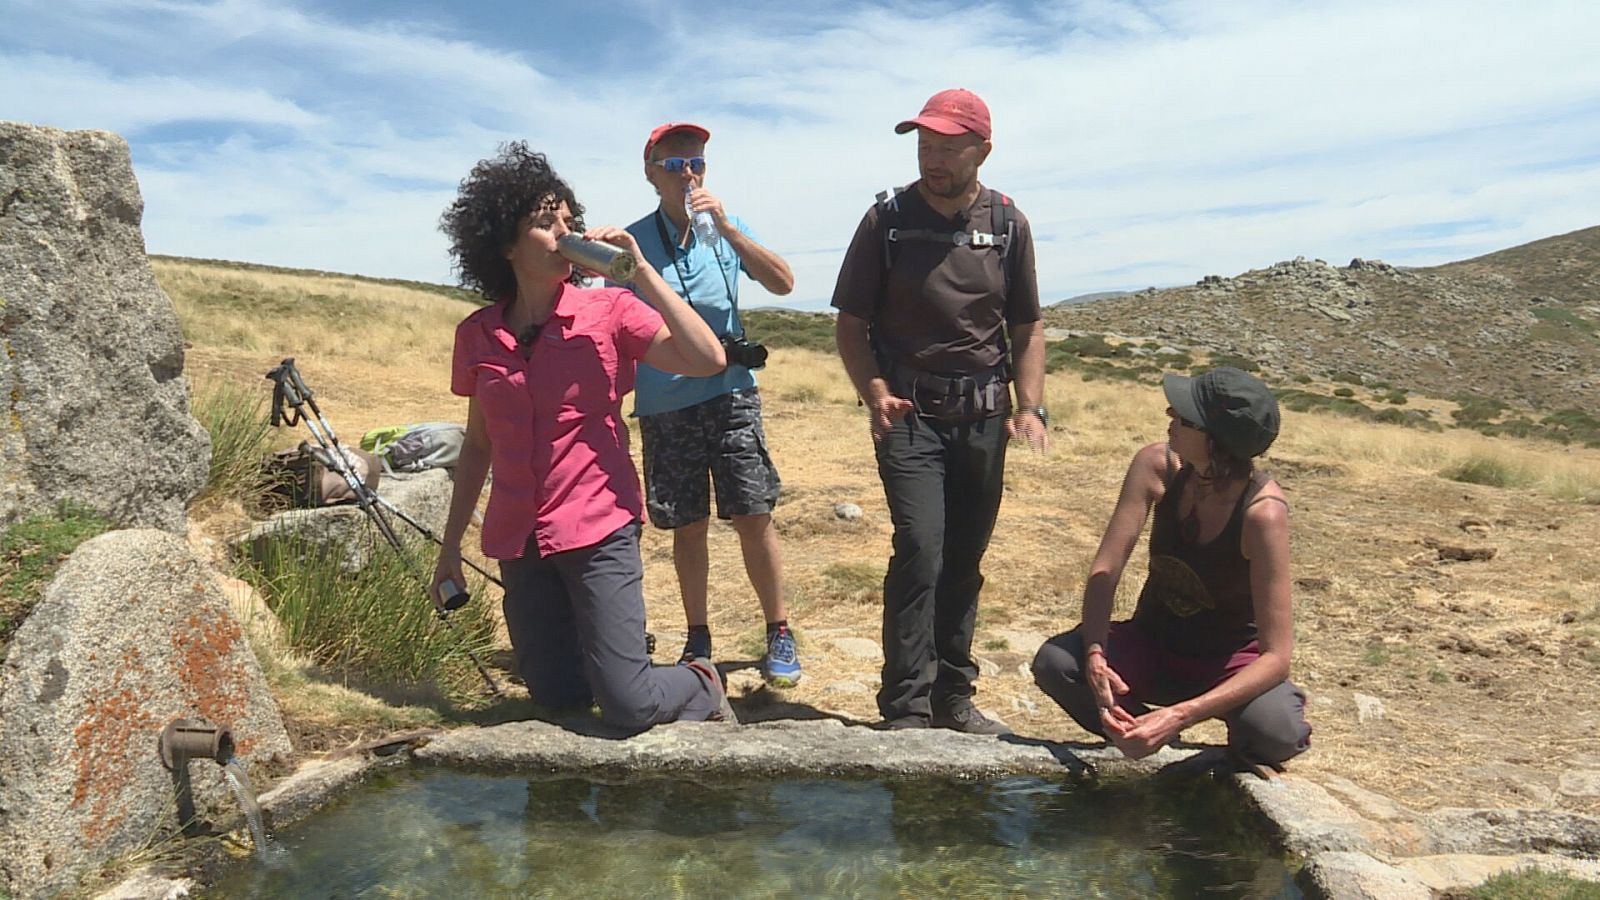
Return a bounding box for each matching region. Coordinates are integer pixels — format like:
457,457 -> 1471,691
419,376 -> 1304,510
832,88 -> 1049,733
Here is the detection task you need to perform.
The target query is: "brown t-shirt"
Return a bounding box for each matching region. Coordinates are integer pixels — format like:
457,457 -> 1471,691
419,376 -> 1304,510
830,182 -> 1040,374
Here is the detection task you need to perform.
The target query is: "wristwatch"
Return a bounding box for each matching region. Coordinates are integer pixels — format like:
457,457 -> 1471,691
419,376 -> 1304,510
1018,406 -> 1049,427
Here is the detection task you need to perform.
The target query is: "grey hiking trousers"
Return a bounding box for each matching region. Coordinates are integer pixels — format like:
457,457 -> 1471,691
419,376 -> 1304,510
500,522 -> 718,730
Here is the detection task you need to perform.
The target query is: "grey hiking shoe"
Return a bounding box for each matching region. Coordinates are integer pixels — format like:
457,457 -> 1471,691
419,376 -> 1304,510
931,701 -> 1011,736
685,657 -> 738,725
677,629 -> 712,666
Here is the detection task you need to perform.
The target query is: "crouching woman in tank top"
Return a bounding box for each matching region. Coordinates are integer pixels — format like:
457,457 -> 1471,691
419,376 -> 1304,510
1032,367 -> 1311,767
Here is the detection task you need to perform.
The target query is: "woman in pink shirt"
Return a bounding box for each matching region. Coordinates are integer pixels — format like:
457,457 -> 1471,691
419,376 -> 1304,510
431,142 -> 733,729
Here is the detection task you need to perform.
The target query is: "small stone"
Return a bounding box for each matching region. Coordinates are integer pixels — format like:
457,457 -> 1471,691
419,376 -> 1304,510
1353,693 -> 1387,723
832,503 -> 864,521
828,637 -> 882,660
1557,770 -> 1600,798
822,680 -> 871,695
974,656 -> 1001,677
1011,696 -> 1038,715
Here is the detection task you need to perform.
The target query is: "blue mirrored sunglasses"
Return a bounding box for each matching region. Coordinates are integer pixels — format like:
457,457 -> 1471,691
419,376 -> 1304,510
651,156 -> 706,174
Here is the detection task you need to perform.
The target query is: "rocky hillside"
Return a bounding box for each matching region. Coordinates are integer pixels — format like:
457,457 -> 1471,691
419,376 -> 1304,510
1045,225 -> 1600,412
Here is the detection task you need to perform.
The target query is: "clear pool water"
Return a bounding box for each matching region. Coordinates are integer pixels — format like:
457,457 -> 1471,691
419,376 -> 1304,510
204,768 -> 1298,898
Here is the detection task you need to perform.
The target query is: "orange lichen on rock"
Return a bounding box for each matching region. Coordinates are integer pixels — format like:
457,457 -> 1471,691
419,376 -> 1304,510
70,647 -> 154,844
172,608 -> 256,756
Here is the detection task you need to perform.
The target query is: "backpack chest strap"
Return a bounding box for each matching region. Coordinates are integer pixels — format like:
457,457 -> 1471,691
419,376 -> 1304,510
886,227 -> 1010,249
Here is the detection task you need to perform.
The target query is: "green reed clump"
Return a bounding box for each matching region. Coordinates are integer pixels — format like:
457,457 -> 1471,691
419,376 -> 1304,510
243,533 -> 497,693
192,380 -> 277,505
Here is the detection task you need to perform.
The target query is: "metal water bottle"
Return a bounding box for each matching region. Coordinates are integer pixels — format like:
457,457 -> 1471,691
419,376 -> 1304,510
438,578 -> 470,611
556,234 -> 638,282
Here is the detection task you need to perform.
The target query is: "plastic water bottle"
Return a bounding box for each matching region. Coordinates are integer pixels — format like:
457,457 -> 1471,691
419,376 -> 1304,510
685,185 -> 719,245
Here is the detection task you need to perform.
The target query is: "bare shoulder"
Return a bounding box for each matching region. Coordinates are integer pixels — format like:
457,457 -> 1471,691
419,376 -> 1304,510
1245,478 -> 1289,528
1127,441 -> 1177,495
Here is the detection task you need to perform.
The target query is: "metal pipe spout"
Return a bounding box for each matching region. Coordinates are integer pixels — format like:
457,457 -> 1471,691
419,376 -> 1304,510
158,718 -> 235,769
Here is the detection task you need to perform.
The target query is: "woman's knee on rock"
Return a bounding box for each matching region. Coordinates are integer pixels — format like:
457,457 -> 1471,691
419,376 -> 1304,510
1228,682 -> 1312,765
1030,633 -> 1086,693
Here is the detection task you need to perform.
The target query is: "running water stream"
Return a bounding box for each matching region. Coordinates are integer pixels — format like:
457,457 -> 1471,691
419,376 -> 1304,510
220,758 -> 274,862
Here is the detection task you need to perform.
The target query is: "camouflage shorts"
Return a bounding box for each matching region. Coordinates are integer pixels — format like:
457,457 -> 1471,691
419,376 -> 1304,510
639,390 -> 782,528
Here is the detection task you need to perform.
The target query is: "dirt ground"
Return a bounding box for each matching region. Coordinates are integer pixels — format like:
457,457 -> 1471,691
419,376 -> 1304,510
185,339 -> 1600,819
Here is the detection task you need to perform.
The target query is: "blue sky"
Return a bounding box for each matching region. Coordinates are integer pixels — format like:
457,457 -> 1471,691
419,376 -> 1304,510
5,0 -> 1599,310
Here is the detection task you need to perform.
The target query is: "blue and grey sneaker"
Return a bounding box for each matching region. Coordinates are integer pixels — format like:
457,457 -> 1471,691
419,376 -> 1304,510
762,626 -> 801,687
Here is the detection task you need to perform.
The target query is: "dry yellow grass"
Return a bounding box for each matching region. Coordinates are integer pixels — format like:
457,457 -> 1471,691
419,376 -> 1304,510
162,259 -> 1600,815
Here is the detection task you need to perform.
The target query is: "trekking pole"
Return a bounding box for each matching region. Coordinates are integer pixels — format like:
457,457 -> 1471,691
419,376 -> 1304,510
265,358 -> 505,696
365,492 -> 503,587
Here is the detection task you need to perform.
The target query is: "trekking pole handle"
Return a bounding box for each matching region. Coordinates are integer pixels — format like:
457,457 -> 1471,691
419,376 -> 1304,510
282,358 -> 313,406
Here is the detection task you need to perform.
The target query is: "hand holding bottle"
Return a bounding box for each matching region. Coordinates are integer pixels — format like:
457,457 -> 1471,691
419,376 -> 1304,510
683,185 -> 722,245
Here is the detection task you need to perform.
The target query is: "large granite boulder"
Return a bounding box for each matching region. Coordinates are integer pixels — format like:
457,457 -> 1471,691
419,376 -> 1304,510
0,529 -> 292,899
0,121 -> 209,534
231,468 -> 455,572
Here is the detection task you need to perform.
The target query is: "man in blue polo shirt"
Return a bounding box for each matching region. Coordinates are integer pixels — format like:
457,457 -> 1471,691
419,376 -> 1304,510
624,121 -> 801,686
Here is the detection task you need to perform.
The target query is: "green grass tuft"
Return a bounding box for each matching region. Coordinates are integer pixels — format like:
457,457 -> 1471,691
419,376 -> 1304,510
1,503 -> 114,651
819,561 -> 882,602
1459,866 -> 1600,899
1442,455 -> 1519,488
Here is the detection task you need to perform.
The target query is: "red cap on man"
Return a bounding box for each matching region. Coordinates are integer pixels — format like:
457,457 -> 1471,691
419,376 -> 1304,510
643,122 -> 711,160
894,89 -> 991,140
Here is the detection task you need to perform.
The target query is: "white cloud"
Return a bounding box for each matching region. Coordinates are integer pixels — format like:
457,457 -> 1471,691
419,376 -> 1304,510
3,0 -> 1598,308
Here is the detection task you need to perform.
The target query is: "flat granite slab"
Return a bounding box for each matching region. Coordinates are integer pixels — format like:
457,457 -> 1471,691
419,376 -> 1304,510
411,717 -> 1187,779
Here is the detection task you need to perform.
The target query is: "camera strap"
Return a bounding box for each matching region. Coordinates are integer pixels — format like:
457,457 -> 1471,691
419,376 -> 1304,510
654,209 -> 746,339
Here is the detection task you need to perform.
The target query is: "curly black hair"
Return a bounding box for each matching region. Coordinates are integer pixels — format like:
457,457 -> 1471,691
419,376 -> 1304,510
440,141 -> 585,300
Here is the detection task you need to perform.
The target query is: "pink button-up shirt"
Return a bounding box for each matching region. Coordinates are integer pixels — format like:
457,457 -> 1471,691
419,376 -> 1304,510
451,283 -> 664,560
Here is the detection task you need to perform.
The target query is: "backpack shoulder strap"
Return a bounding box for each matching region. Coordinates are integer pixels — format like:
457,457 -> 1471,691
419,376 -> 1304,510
990,189 -> 1017,297
875,185 -> 908,267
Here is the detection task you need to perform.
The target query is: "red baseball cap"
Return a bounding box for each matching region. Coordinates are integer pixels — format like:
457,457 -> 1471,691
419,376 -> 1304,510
894,88 -> 991,140
643,121 -> 710,160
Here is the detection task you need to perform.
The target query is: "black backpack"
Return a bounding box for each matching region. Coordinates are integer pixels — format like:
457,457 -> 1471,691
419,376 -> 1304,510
870,185 -> 1020,370
875,185 -> 1019,297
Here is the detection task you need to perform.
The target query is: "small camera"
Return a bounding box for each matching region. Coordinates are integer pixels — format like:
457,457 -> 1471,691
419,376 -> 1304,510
721,334 -> 768,370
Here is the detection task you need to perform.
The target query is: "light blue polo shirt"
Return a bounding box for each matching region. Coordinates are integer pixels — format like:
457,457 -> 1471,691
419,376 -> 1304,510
621,210 -> 760,417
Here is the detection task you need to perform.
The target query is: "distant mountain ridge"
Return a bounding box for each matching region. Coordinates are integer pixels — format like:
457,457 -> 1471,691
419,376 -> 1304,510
1043,226 -> 1600,411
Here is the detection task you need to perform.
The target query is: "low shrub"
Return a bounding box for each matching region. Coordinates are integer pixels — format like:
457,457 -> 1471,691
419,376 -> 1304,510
1055,333 -> 1124,358
1277,389 -> 1374,419
1330,371 -> 1365,385
742,309 -> 836,354
1542,408 -> 1600,445
1452,395 -> 1508,426
1333,387 -> 1355,398
1373,408 -> 1443,431
1209,354 -> 1260,372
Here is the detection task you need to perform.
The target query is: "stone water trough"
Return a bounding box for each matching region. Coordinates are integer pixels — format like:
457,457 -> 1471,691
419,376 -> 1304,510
100,720 -> 1600,899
